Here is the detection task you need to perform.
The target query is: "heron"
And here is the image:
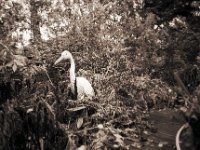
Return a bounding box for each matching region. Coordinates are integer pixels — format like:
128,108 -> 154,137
54,50 -> 95,100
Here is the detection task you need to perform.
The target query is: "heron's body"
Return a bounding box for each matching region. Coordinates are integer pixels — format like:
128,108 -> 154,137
55,50 -> 95,100
68,77 -> 95,99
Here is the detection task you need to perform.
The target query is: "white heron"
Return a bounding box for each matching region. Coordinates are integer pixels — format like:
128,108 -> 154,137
54,50 -> 95,100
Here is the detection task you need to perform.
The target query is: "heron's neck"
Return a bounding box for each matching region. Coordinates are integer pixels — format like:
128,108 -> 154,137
69,56 -> 76,83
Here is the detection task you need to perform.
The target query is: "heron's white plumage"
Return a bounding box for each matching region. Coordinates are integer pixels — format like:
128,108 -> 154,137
54,50 -> 95,100
69,77 -> 95,99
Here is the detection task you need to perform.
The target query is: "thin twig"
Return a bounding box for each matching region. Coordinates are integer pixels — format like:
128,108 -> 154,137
173,71 -> 191,106
40,97 -> 55,119
44,69 -> 56,89
175,123 -> 189,150
173,71 -> 190,96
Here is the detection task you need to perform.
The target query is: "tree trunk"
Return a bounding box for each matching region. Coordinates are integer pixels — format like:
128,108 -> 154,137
30,0 -> 42,43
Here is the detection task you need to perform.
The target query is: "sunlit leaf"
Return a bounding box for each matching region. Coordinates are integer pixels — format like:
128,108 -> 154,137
77,117 -> 83,129
27,108 -> 34,113
97,124 -> 104,129
77,145 -> 87,150
13,55 -> 27,67
113,133 -> 124,146
12,62 -> 17,72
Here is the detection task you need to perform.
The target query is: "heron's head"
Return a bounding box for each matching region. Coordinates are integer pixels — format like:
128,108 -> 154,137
54,50 -> 72,65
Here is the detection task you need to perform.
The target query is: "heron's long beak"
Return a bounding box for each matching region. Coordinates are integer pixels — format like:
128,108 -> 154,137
54,56 -> 63,65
